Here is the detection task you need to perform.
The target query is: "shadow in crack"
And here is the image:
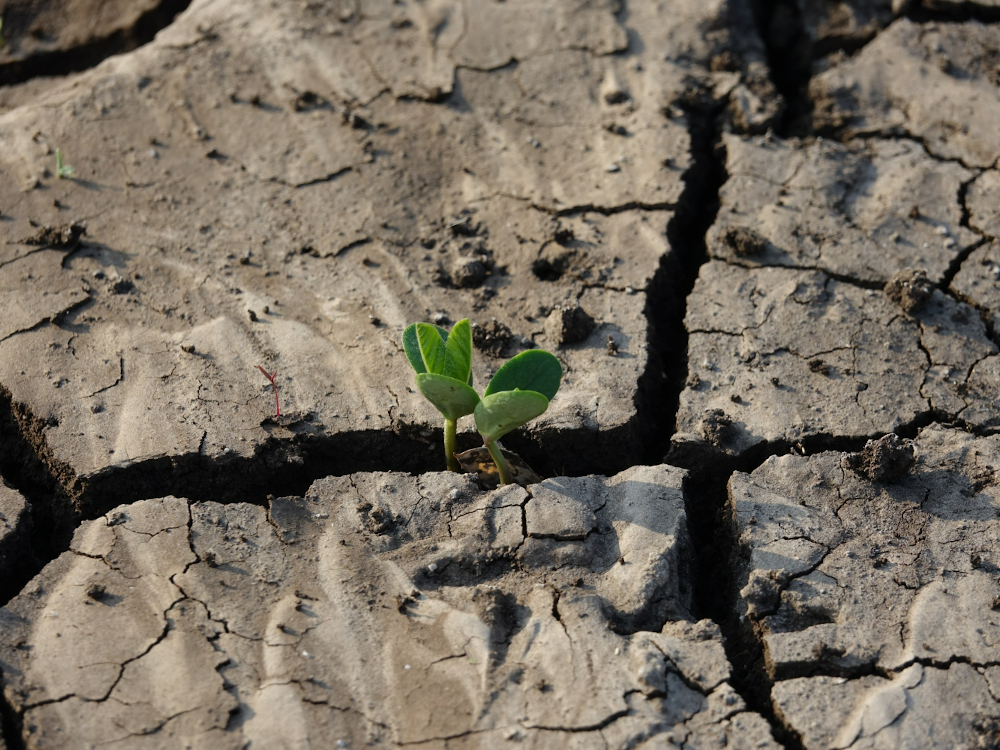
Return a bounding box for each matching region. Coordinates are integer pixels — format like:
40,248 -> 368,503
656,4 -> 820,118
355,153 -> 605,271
0,0 -> 193,87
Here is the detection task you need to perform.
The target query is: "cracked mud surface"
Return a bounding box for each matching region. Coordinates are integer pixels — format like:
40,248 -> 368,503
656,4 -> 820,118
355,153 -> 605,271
2,0 -> 1000,747
673,261 -> 999,460
2,468 -> 779,748
731,425 -> 1000,748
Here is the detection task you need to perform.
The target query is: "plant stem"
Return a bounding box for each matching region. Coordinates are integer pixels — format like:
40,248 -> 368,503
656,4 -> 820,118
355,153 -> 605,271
444,419 -> 459,472
484,439 -> 513,485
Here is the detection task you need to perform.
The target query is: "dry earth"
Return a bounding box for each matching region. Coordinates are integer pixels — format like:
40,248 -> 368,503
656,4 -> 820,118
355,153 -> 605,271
0,0 -> 998,748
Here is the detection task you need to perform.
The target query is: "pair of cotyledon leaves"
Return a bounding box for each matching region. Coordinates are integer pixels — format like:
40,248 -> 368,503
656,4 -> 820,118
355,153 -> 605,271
402,320 -> 561,442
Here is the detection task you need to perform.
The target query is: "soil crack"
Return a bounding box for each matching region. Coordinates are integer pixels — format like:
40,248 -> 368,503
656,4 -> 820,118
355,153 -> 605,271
0,0 -> 194,88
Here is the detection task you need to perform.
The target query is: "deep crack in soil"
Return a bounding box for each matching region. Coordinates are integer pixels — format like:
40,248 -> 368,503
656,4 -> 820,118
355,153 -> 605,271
4,0 -> 1000,747
0,684 -> 24,750
652,75 -> 804,742
0,0 -> 193,87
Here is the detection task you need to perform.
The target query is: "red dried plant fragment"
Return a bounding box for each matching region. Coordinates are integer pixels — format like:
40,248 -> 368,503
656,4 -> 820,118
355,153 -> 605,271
257,365 -> 280,417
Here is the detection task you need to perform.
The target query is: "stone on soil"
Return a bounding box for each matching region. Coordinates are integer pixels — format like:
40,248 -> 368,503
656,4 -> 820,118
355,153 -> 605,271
729,425 -> 1000,748
0,466 -> 780,749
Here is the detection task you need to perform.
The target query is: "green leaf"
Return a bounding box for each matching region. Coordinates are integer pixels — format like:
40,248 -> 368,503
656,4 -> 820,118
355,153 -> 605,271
402,324 -> 427,374
484,350 -> 562,401
418,322 -> 473,382
474,390 -> 549,443
403,323 -> 453,374
416,322 -> 450,375
415,373 -> 481,421
445,319 -> 473,385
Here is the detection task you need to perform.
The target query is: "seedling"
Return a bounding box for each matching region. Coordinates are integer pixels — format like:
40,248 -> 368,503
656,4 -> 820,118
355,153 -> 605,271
402,320 -> 477,472
257,365 -> 280,417
55,148 -> 74,179
0,18 -> 5,49
402,319 -> 562,484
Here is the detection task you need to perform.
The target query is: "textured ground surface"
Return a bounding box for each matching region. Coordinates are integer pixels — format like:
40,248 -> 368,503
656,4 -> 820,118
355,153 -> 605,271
1,467 -> 782,749
1,0 -> 999,747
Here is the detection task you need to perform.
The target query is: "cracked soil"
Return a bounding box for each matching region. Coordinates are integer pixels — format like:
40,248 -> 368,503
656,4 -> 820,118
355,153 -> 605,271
1,0 -> 1000,747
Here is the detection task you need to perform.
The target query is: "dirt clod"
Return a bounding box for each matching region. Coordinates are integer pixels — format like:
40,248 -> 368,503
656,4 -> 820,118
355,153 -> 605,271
842,433 -> 916,483
85,583 -> 106,601
808,359 -> 831,375
472,318 -> 514,357
450,256 -> 488,288
18,221 -> 87,249
723,226 -> 767,257
884,268 -> 934,314
701,408 -> 733,446
545,302 -> 595,347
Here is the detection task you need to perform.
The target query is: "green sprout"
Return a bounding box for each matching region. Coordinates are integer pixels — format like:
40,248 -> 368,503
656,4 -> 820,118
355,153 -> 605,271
403,320 -> 478,473
56,148 -> 74,179
403,319 -> 562,484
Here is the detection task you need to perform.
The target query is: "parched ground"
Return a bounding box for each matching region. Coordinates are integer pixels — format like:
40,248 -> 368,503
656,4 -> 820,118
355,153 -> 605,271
0,0 -> 999,748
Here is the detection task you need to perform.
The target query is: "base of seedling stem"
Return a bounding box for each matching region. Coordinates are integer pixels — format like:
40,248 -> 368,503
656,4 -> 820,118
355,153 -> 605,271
445,419 -> 460,472
484,439 -> 513,486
